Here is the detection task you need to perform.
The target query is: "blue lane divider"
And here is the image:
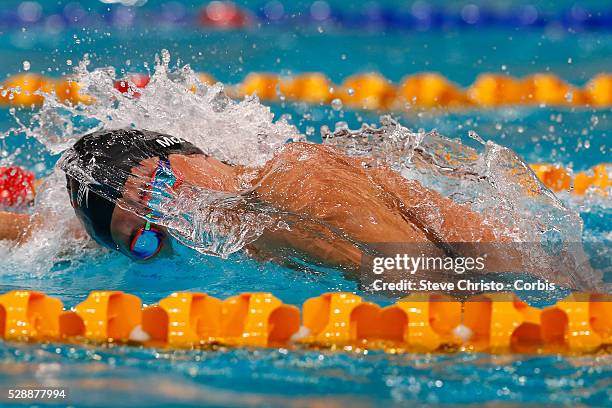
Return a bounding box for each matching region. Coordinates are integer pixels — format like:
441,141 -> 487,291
0,2 -> 610,32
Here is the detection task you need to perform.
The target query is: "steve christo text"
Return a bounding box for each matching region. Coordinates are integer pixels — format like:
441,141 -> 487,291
367,254 -> 556,293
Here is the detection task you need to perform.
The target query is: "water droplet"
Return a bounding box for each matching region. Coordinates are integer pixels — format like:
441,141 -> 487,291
468,130 -> 485,145
22,61 -> 30,71
501,64 -> 507,71
567,57 -> 572,64
66,59 -> 72,66
161,49 -> 171,65
334,121 -> 348,130
331,98 -> 343,111
347,88 -> 354,96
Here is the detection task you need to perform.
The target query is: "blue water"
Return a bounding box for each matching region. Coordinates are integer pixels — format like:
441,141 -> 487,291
0,1 -> 611,406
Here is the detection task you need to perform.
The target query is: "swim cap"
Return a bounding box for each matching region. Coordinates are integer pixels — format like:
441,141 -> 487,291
59,128 -> 204,250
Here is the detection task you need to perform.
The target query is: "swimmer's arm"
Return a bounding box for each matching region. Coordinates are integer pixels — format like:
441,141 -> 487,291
370,168 -> 507,243
0,210 -> 86,244
369,168 -> 532,274
0,211 -> 32,241
250,219 -> 363,268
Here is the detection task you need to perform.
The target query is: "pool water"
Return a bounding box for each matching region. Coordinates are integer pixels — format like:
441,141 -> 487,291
0,1 -> 611,406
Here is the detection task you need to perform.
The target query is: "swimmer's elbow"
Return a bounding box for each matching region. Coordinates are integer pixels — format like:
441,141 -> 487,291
0,211 -> 33,243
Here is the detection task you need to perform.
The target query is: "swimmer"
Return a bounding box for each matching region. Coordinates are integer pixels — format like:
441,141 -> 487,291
0,128 -> 505,259
0,128 -> 591,288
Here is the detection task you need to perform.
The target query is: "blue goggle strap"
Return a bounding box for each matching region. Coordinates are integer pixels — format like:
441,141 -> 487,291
144,158 -> 177,222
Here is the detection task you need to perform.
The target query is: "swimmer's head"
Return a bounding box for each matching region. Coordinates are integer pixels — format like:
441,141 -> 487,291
60,128 -> 204,259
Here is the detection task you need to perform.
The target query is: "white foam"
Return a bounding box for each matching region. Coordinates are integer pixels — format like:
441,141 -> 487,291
452,324 -> 473,343
22,49 -> 302,166
129,325 -> 151,342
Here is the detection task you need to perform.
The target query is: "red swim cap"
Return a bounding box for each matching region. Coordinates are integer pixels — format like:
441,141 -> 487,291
0,166 -> 35,207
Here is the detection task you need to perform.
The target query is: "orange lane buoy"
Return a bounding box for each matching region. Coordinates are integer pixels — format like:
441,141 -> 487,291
219,292 -> 300,347
54,77 -> 94,105
336,73 -> 397,110
379,293 -> 461,351
279,73 -> 333,104
572,164 -> 610,195
468,74 -> 526,107
529,163 -> 572,192
0,74 -> 54,107
142,292 -> 222,347
585,73 -> 612,107
237,72 -> 280,100
464,292 -> 542,353
196,72 -> 216,86
399,73 -> 469,108
300,292 -> 382,345
522,74 -> 586,106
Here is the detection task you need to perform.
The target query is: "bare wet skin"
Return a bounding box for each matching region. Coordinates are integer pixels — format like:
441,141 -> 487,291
109,142 -> 514,272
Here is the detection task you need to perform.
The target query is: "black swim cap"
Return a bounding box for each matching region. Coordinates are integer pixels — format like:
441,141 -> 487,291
60,128 -> 204,250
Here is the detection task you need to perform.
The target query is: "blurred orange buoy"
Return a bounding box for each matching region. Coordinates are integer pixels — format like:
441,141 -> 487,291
522,74 -> 586,106
572,165 -> 610,195
196,73 -> 216,86
239,73 -> 280,100
585,74 -> 612,107
529,163 -> 572,192
399,73 -> 468,108
0,74 -> 54,107
336,73 -> 396,110
279,73 -> 332,104
190,73 -> 217,93
591,164 -> 610,192
573,172 -> 594,195
468,74 -> 525,107
54,78 -> 94,105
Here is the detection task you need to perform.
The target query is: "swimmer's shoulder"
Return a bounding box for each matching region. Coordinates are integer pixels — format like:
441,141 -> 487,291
272,142 -> 345,164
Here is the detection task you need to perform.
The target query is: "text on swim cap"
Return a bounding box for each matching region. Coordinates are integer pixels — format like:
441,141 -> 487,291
155,136 -> 185,148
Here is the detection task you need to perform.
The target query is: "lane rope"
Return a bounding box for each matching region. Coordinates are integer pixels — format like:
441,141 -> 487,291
1,72 -> 611,110
529,163 -> 610,196
0,290 -> 610,353
1,2 -> 611,32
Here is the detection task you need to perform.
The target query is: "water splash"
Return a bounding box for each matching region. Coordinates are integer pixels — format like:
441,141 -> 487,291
0,169 -> 93,277
2,50 -> 304,269
13,50 -> 302,165
323,116 -> 602,290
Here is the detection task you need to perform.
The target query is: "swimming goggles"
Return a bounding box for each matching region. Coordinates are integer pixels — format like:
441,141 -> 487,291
129,220 -> 164,260
128,157 -> 182,260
